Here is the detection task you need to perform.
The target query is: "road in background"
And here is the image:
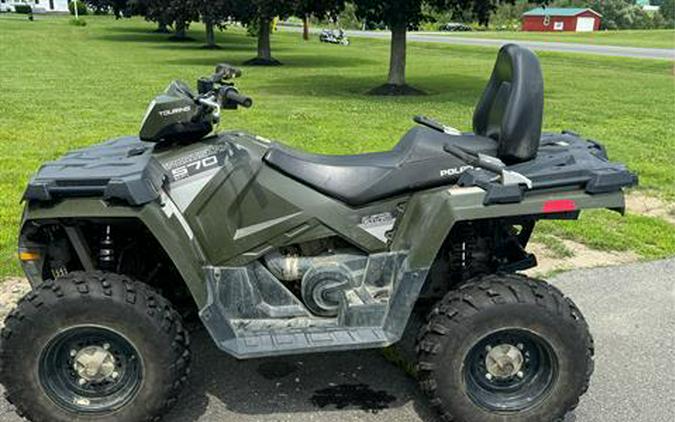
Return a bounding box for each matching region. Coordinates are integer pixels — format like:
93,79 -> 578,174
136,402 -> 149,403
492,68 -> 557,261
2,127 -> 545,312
286,26 -> 675,60
1,259 -> 673,421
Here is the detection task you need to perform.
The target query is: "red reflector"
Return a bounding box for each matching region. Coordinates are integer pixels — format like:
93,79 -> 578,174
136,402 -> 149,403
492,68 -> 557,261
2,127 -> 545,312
542,199 -> 577,213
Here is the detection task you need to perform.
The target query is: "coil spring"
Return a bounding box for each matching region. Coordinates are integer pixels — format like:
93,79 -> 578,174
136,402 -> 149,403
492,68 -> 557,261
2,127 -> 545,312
449,223 -> 476,283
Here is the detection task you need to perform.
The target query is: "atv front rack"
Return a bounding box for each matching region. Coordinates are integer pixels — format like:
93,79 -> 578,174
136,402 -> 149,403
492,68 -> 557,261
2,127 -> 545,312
23,137 -> 165,206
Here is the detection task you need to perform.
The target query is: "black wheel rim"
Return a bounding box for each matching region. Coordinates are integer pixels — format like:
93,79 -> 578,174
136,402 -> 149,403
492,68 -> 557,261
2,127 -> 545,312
464,329 -> 557,412
38,326 -> 143,413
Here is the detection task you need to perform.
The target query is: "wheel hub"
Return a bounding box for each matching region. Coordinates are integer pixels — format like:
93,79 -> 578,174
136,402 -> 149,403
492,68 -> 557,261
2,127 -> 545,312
485,343 -> 524,379
73,344 -> 117,383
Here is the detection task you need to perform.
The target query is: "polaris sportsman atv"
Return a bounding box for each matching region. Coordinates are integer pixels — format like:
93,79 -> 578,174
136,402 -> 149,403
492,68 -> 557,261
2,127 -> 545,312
0,45 -> 636,422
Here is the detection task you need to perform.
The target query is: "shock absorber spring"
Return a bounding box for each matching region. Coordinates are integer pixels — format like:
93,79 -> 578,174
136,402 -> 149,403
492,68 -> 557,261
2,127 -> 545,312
98,225 -> 115,271
449,223 -> 476,283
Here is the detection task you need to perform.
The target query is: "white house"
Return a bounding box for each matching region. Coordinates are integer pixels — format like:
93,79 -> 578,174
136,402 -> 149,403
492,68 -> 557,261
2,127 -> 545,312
0,0 -> 69,13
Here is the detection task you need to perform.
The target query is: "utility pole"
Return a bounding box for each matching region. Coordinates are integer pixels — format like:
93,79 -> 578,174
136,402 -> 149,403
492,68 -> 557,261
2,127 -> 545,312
73,0 -> 79,20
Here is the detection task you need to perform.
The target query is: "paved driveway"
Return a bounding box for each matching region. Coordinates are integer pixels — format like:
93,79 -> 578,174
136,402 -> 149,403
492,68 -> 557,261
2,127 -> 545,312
1,259 -> 674,421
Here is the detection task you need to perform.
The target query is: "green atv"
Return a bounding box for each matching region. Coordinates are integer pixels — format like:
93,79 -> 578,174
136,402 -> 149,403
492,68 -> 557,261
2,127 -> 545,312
1,45 -> 636,422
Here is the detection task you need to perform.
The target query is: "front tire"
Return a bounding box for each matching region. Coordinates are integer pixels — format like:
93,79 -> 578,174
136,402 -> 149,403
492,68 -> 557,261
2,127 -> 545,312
0,272 -> 191,422
417,274 -> 593,422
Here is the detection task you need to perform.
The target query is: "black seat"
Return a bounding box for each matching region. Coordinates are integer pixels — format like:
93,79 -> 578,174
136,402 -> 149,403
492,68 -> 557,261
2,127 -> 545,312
265,128 -> 496,205
264,44 -> 544,206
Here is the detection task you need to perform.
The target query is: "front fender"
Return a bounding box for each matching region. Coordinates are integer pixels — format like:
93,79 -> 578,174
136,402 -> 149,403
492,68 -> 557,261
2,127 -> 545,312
20,196 -> 209,308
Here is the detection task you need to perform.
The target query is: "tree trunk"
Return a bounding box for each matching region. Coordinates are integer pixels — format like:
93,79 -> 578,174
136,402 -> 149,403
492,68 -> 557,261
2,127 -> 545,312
205,21 -> 216,47
244,18 -> 280,65
302,15 -> 309,40
156,21 -> 169,33
387,24 -> 407,86
258,18 -> 272,61
175,21 -> 186,39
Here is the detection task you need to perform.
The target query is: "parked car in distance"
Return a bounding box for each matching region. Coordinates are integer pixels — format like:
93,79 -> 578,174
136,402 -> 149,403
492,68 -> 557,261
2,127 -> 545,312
439,22 -> 472,31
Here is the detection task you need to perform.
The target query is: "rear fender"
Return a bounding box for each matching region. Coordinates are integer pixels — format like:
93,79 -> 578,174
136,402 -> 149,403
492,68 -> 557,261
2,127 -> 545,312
391,186 -> 626,269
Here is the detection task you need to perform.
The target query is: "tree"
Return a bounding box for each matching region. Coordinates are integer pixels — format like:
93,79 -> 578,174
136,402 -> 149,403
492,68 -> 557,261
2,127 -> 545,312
132,0 -> 198,38
351,0 -> 545,95
166,0 -> 199,41
587,0 -> 656,29
189,0 -> 233,48
84,0 -> 128,18
231,0 -> 297,65
659,0 -> 675,27
294,0 -> 345,40
110,0 -> 128,18
131,0 -> 173,33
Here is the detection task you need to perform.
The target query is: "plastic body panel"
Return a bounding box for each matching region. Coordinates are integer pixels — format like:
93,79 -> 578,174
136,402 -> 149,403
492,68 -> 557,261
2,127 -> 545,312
20,197 -> 209,307
23,137 -> 165,206
20,130 -> 629,359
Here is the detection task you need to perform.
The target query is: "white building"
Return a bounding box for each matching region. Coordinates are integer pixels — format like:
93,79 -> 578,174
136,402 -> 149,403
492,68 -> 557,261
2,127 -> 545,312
0,0 -> 69,13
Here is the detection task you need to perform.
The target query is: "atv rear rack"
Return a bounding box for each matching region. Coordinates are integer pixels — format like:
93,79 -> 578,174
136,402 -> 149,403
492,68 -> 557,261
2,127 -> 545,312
458,132 -> 637,205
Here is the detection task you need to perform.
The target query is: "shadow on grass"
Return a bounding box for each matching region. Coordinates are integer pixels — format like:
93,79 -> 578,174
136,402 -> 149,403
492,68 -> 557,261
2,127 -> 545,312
152,42 -> 260,52
100,24 -> 171,35
101,24 -> 257,45
96,33 -> 176,44
257,73 -> 485,105
167,53 -> 377,69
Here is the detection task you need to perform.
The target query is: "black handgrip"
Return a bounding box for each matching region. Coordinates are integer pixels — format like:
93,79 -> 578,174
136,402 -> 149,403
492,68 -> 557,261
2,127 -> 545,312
444,144 -> 507,174
225,88 -> 253,108
414,115 -> 445,133
443,144 -> 477,165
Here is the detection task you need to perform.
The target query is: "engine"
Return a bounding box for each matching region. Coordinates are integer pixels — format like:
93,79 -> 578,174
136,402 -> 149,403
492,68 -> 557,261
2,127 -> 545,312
262,241 -> 367,317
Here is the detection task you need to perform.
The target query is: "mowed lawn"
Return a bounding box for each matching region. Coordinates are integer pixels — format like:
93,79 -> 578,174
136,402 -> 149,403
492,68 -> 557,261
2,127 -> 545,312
422,29 -> 675,49
0,14 -> 674,277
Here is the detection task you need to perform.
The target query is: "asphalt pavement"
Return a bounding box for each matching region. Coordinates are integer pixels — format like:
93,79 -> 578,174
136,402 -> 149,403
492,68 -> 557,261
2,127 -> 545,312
1,258 -> 673,421
290,27 -> 675,60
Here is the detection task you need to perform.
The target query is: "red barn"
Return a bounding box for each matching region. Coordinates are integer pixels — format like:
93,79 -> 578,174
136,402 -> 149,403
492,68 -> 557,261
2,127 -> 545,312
522,8 -> 601,32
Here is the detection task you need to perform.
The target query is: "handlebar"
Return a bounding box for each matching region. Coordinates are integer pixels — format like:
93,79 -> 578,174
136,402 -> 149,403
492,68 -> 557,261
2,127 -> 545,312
197,97 -> 219,110
195,64 -> 253,115
222,87 -> 253,108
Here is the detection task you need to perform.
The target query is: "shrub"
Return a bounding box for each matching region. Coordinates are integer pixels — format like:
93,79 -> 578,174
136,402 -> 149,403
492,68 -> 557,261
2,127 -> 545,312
661,0 -> 675,28
69,17 -> 87,26
68,0 -> 88,16
14,4 -> 32,14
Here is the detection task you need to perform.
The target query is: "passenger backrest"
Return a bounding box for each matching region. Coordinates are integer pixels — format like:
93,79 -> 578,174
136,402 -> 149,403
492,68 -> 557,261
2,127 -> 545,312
472,44 -> 544,164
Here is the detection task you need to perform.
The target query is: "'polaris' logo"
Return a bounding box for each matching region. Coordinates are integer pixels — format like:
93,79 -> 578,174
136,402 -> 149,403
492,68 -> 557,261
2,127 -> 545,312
440,165 -> 473,177
159,106 -> 191,117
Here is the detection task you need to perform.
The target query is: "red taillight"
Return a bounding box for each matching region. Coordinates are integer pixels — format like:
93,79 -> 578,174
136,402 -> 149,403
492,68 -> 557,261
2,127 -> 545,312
542,199 -> 577,213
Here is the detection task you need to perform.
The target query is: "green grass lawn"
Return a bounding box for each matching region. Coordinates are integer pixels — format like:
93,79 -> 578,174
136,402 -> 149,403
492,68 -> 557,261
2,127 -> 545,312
421,29 -> 675,49
0,14 -> 674,276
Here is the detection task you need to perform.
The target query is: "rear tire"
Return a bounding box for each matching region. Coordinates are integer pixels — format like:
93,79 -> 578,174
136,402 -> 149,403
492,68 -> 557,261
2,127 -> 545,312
417,273 -> 593,422
0,271 -> 191,422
